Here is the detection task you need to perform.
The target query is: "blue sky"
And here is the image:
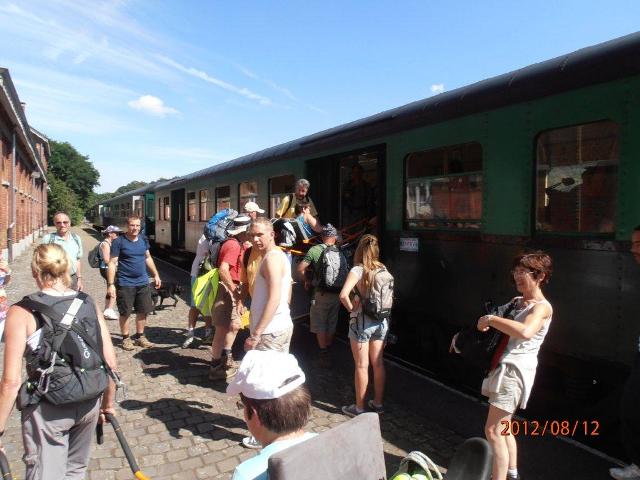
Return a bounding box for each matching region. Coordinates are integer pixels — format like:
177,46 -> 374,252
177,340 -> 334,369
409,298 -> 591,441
1,1 -> 638,193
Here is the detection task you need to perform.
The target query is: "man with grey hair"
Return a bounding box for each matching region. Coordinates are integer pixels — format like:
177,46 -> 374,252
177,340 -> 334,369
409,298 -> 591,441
275,178 -> 318,219
41,212 -> 83,291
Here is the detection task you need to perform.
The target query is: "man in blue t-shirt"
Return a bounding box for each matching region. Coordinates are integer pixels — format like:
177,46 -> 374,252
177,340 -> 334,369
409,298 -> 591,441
107,215 -> 161,351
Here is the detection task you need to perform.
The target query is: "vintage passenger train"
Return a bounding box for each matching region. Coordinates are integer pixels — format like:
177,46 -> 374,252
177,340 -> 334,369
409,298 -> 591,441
92,32 -> 640,428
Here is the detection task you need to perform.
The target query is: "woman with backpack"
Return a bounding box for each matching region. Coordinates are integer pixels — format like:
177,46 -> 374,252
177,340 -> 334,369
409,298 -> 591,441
99,225 -> 122,320
0,244 -> 118,480
339,234 -> 393,417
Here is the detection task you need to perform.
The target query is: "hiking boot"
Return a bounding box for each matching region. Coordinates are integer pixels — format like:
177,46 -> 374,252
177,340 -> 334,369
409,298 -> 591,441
103,308 -> 119,320
507,474 -> 521,480
134,335 -> 154,348
341,404 -> 365,418
182,331 -> 194,348
242,436 -> 262,449
610,464 -> 640,480
367,400 -> 384,414
121,337 -> 135,351
208,362 -> 238,381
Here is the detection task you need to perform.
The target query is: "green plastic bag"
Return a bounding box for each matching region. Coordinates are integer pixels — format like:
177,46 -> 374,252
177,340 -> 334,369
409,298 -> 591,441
192,268 -> 219,316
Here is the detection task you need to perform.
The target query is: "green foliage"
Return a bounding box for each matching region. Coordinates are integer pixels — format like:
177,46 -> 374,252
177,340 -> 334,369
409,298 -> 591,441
49,140 -> 100,211
47,173 -> 83,224
114,180 -> 148,196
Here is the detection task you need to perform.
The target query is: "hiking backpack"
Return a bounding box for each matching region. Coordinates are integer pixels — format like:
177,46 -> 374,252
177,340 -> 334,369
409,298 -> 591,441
14,292 -> 112,408
199,209 -> 239,275
312,245 -> 349,293
362,267 -> 394,322
87,242 -> 103,268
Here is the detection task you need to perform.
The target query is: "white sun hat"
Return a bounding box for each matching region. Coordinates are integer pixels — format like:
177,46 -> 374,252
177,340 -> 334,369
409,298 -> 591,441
226,350 -> 306,400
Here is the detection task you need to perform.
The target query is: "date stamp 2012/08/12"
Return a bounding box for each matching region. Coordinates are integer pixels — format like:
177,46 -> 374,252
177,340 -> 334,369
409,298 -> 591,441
500,420 -> 600,437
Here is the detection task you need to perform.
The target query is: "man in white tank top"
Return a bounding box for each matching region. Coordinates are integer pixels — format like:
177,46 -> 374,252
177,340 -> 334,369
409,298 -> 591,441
244,218 -> 293,353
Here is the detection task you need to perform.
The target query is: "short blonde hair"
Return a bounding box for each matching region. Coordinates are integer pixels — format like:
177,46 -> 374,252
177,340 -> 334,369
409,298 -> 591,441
31,244 -> 71,287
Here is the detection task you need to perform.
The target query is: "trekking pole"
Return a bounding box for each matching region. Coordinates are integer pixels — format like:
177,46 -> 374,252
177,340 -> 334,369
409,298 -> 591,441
0,449 -> 13,479
104,414 -> 150,480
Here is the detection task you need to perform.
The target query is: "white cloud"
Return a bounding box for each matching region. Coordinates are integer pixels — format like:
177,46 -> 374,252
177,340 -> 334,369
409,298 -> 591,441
157,55 -> 273,106
430,83 -> 445,94
128,95 -> 178,117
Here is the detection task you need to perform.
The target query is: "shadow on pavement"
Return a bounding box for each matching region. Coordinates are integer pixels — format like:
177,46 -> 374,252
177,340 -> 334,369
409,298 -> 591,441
120,398 -> 246,442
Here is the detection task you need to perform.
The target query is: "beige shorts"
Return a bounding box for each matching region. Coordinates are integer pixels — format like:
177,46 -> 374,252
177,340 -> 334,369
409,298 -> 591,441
309,291 -> 340,334
256,326 -> 294,353
488,364 -> 524,414
212,286 -> 241,329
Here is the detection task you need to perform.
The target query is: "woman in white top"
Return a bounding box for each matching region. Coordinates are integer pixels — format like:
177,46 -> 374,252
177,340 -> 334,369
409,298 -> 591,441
477,251 -> 553,480
99,225 -> 121,320
339,234 -> 390,417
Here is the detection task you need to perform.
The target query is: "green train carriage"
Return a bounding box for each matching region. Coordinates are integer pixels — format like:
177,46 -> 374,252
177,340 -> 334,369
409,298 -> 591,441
150,33 -> 640,427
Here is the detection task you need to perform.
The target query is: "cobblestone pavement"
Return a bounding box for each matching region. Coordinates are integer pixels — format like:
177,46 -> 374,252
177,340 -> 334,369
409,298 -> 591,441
1,227 -> 620,479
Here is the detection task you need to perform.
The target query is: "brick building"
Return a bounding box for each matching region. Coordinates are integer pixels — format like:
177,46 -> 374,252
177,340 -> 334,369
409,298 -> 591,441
0,68 -> 48,263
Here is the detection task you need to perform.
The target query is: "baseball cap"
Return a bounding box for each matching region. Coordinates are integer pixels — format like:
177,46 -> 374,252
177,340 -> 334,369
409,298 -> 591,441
321,223 -> 338,238
244,201 -> 265,214
227,350 -> 306,400
103,225 -> 123,235
227,215 -> 252,235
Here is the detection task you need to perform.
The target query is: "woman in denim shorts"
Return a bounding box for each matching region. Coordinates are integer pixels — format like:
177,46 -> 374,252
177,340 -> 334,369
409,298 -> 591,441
338,234 -> 390,417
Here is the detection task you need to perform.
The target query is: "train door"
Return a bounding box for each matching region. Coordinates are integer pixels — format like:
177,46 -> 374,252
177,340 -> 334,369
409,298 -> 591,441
145,193 -> 156,239
306,145 -> 385,242
171,189 -> 185,249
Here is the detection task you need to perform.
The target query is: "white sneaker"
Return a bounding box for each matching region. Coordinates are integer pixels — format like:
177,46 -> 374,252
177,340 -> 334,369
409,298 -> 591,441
103,308 -> 119,320
242,436 -> 262,449
610,464 -> 640,480
182,331 -> 194,349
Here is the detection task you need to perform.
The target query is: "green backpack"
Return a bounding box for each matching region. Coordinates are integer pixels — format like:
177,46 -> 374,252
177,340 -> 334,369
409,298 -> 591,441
389,451 -> 443,480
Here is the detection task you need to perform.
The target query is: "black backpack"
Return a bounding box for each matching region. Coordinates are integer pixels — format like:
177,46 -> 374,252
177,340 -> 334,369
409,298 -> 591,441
454,300 -> 517,373
15,292 -> 113,408
311,245 -> 349,293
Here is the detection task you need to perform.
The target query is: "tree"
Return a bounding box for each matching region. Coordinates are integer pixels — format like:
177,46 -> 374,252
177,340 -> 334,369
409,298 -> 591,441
48,173 -> 83,224
49,140 -> 100,212
114,180 -> 148,196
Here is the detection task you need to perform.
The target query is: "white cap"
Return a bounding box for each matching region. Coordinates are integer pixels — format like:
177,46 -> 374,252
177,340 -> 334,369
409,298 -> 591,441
244,201 -> 265,214
226,350 -> 306,400
227,215 -> 252,235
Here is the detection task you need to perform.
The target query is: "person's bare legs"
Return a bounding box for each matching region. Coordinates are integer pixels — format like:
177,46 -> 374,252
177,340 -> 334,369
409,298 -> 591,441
369,339 -> 385,406
485,405 -> 514,480
350,339 -> 370,410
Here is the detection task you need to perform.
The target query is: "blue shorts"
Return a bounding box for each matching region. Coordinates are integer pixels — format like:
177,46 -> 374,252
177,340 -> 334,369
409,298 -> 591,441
348,313 -> 388,343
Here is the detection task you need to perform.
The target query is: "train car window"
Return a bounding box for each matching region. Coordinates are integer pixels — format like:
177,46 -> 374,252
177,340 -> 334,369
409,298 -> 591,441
405,142 -> 483,229
269,175 -> 295,217
158,199 -> 162,221
163,196 -> 171,221
215,186 -> 231,212
536,121 -> 618,234
134,198 -> 143,218
199,190 -> 208,221
187,192 -> 197,221
239,181 -> 258,210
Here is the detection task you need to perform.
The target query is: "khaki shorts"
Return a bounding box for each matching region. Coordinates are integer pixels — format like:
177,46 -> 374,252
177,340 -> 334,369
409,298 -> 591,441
488,364 -> 524,414
256,326 -> 294,353
309,290 -> 340,334
212,286 -> 241,329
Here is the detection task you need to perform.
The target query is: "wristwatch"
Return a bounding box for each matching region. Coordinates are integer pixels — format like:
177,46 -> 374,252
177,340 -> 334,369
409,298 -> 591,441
108,283 -> 114,287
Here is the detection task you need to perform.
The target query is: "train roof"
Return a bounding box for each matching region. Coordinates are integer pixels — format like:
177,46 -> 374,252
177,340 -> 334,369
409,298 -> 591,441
154,31 -> 640,190
100,183 -> 159,205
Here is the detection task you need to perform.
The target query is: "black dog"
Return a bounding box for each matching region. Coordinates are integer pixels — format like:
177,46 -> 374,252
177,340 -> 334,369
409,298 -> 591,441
149,282 -> 183,313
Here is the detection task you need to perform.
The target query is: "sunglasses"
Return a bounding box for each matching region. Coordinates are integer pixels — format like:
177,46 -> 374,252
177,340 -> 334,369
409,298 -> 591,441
55,221 -> 70,225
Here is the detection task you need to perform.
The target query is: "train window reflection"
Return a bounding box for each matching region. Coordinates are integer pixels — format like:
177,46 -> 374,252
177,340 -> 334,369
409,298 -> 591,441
187,192 -> 196,221
536,121 -> 618,234
215,186 -> 231,212
405,142 -> 483,229
163,196 -> 170,221
269,175 -> 295,218
199,190 -> 208,221
239,181 -> 258,210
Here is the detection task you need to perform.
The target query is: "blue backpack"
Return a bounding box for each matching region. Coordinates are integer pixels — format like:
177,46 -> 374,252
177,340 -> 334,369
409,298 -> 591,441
204,208 -> 238,242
